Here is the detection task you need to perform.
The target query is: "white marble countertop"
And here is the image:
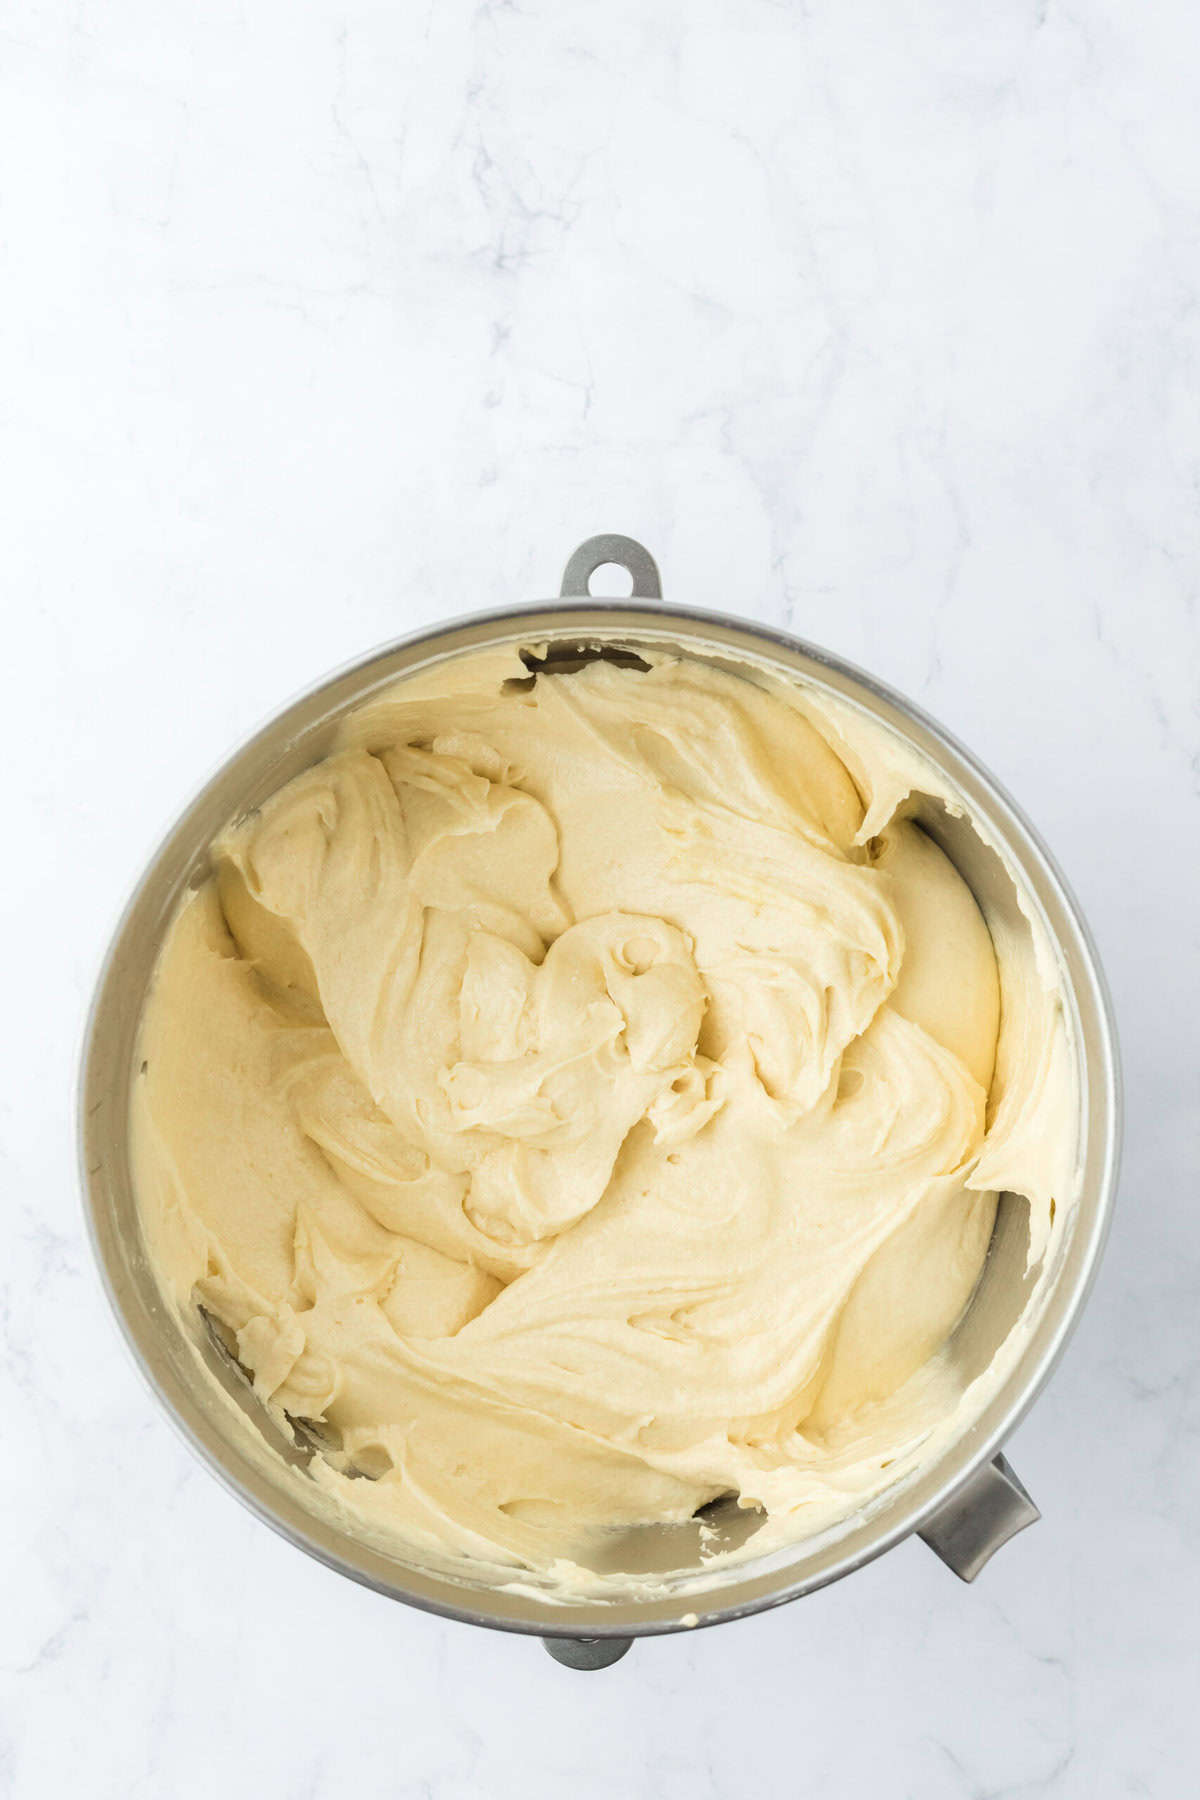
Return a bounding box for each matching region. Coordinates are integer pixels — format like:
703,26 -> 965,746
3,2 -> 1198,1794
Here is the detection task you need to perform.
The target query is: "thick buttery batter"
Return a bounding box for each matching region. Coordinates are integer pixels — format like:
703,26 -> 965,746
132,647 -> 1076,1584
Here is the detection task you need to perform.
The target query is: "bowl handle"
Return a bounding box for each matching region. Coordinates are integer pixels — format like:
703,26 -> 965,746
918,1453 -> 1040,1581
560,534 -> 663,601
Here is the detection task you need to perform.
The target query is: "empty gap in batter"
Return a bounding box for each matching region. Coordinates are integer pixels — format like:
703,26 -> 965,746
502,642 -> 652,692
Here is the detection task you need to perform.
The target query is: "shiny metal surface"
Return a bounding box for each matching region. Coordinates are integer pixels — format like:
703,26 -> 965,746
560,532 -> 662,600
918,1454 -> 1041,1582
542,1636 -> 634,1671
79,535 -> 1121,1651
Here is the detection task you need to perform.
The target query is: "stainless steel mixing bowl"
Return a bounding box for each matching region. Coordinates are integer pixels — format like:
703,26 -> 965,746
80,534 -> 1120,1670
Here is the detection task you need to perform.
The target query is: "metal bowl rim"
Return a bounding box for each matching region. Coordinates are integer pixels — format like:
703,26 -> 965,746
79,595 -> 1122,1639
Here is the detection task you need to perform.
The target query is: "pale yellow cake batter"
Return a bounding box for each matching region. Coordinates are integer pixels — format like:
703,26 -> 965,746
132,646 -> 1076,1583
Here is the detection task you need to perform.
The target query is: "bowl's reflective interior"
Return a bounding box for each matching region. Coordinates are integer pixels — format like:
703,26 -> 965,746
82,611 -> 1107,1633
